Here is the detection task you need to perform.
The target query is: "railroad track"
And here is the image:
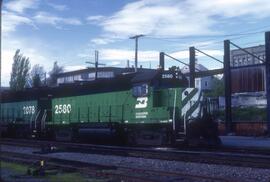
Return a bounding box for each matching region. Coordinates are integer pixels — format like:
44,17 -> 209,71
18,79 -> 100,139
0,150 -> 238,182
2,138 -> 270,169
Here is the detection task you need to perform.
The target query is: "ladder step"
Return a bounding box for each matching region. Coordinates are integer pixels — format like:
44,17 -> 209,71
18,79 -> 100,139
175,138 -> 186,145
176,138 -> 185,142
177,132 -> 186,136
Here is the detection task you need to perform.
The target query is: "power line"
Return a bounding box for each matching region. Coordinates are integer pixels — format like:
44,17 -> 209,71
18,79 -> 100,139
190,32 -> 265,49
43,28 -> 269,72
145,28 -> 269,40
143,29 -> 268,51
194,48 -> 223,64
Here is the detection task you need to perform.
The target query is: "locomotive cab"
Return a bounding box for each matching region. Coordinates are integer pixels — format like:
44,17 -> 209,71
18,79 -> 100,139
128,69 -> 220,146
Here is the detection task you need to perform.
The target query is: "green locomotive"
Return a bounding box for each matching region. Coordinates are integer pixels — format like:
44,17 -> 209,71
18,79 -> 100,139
0,69 -> 220,146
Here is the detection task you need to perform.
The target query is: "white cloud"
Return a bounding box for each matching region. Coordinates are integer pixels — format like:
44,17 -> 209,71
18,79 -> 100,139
97,0 -> 216,38
91,0 -> 270,45
3,10 -> 82,35
99,49 -> 158,62
87,15 -> 105,22
2,50 -> 15,86
189,0 -> 270,18
47,3 -> 68,11
90,34 -> 127,45
109,61 -> 121,66
64,65 -> 86,72
91,38 -> 114,45
2,10 -> 35,34
171,50 -> 223,59
5,0 -> 39,13
197,50 -> 223,57
33,12 -> 82,26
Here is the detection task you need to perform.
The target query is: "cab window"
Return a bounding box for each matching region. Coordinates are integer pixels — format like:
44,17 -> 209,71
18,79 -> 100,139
132,84 -> 148,97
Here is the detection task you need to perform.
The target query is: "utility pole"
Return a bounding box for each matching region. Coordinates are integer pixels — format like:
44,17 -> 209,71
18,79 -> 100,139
130,34 -> 144,72
189,47 -> 196,87
0,0 -> 2,92
224,40 -> 232,134
159,52 -> 165,70
0,1 -> 2,179
265,31 -> 270,134
44,72 -> 47,85
94,50 -> 98,79
86,50 -> 105,80
126,60 -> 130,68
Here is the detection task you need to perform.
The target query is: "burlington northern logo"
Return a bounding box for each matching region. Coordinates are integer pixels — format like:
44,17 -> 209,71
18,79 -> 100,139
135,97 -> 148,109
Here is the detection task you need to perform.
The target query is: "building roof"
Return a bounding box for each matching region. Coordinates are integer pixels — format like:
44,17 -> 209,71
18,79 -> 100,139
181,63 -> 208,74
57,67 -> 121,77
56,67 -> 153,77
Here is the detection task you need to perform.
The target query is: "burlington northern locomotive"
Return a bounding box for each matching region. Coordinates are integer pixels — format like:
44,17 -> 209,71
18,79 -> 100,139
0,68 -> 220,146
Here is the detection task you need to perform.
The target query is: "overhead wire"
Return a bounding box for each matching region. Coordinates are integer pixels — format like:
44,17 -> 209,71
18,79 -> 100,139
145,25 -> 270,40
48,26 -> 269,71
144,28 -> 268,51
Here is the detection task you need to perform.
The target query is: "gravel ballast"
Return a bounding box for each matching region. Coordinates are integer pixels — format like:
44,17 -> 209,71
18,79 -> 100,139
2,144 -> 270,182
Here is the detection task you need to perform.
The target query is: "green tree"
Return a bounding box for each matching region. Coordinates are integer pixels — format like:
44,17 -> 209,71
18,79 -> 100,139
48,61 -> 63,87
31,64 -> 45,88
9,49 -> 31,91
169,66 -> 180,72
205,76 -> 224,97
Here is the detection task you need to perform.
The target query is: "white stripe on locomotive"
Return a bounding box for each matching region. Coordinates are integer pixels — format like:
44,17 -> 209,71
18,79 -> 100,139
181,88 -> 194,101
181,88 -> 202,119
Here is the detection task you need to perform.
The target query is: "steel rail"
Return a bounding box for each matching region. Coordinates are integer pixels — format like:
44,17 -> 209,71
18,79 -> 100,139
2,138 -> 270,169
1,150 -> 238,182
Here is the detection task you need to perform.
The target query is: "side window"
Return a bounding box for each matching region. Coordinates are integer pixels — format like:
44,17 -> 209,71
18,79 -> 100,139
132,84 -> 149,97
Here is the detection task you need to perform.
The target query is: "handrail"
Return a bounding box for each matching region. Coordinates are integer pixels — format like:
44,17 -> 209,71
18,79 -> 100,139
41,110 -> 47,131
34,110 -> 41,130
172,89 -> 177,131
29,111 -> 36,129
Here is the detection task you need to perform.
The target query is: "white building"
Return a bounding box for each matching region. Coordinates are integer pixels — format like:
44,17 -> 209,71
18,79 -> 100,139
181,63 -> 213,91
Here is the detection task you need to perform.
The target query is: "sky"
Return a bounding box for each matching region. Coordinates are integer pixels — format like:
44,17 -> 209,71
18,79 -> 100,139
2,0 -> 270,86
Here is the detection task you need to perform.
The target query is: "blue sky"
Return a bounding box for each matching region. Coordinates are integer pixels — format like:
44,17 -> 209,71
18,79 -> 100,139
2,0 -> 270,86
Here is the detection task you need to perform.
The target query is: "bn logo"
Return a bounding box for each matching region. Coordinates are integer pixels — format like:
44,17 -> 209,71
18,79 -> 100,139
135,97 -> 148,109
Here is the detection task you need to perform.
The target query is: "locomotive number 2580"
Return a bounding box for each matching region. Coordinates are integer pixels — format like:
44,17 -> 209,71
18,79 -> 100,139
55,104 -> 71,114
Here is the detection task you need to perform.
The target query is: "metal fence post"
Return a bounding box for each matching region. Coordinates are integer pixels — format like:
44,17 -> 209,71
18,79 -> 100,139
159,52 -> 165,70
265,32 -> 270,134
189,47 -> 195,87
224,40 -> 232,134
